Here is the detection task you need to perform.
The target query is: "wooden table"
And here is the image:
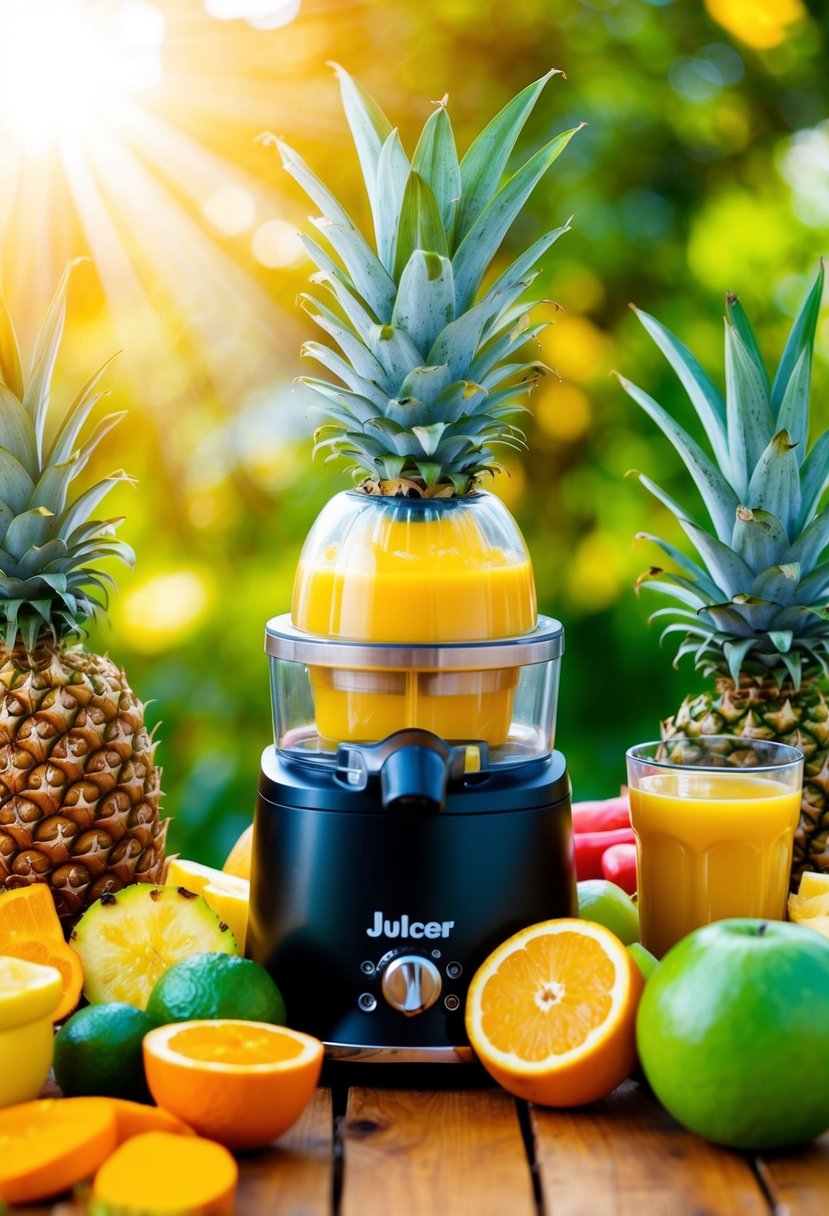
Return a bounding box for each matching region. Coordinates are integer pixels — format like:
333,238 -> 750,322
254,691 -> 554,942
26,1078 -> 826,1215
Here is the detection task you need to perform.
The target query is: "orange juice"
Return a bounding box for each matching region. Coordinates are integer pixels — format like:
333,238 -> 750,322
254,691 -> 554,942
291,504 -> 536,744
292,519 -> 535,642
629,772 -> 801,958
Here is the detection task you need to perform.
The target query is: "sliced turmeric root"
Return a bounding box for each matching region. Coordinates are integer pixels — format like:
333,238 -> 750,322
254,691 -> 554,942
0,1097 -> 118,1206
0,931 -> 84,1021
104,1098 -> 194,1143
92,1132 -> 238,1216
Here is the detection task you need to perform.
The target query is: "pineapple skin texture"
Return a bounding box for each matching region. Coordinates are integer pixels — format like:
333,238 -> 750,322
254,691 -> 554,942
663,674 -> 829,888
0,644 -> 168,930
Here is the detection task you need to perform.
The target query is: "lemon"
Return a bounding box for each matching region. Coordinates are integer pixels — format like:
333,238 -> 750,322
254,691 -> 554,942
146,954 -> 286,1027
54,1003 -> 159,1103
0,956 -> 63,1108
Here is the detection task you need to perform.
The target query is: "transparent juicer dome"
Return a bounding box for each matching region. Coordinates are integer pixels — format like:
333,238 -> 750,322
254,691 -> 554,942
268,491 -> 563,766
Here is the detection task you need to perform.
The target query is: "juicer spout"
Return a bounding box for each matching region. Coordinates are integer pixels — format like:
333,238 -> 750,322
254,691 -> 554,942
334,729 -> 471,813
380,731 -> 454,813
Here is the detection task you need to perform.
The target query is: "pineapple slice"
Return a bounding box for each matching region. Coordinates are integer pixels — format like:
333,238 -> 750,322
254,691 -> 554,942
165,859 -> 249,951
788,873 -> 829,941
796,872 -> 829,900
70,885 -> 238,1010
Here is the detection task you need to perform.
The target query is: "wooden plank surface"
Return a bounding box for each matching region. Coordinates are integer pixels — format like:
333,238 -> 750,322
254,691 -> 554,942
236,1087 -> 334,1216
339,1088 -> 537,1216
755,1131 -> 829,1216
531,1081 -> 771,1216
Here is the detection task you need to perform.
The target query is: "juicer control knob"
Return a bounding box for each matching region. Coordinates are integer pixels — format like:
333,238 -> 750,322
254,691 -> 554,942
381,955 -> 442,1017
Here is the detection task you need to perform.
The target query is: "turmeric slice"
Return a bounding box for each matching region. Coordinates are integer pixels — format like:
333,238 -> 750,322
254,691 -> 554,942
105,1098 -> 195,1143
91,1132 -> 238,1216
0,1097 -> 118,1206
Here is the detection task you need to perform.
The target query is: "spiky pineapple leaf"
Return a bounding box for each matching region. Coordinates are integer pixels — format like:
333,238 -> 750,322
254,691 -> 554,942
22,263 -> 79,456
724,319 -> 774,496
798,431 -> 829,528
393,172 -> 448,280
455,68 -> 562,243
392,252 -> 455,357
630,305 -> 729,474
374,130 -> 410,273
732,507 -> 791,572
0,290 -> 24,401
771,260 -> 823,415
745,430 -> 800,537
725,292 -> 767,389
615,372 -> 738,542
331,63 -> 394,206
453,125 -> 582,312
775,345 -> 810,462
46,353 -> 117,466
411,102 -> 461,235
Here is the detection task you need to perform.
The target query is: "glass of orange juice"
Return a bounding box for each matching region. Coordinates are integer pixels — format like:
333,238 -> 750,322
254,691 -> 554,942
626,736 -> 803,958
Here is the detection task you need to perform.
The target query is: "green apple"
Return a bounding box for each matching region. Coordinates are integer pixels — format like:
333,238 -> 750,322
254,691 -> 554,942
628,942 -> 658,981
577,879 -> 640,945
636,919 -> 829,1150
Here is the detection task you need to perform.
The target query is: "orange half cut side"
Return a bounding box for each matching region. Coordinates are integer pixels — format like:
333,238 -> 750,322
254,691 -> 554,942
465,918 -> 644,1107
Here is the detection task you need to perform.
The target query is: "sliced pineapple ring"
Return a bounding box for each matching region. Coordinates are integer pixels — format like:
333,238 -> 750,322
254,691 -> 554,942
70,884 -> 238,1010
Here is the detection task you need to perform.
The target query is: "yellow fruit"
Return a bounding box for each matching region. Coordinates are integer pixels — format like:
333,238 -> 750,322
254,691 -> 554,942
0,957 -> 63,1108
143,1020 -> 323,1150
0,932 -> 85,1022
222,825 -> 254,881
165,860 -> 249,951
465,918 -> 644,1107
788,883 -> 829,940
0,885 -> 64,941
797,871 -> 829,900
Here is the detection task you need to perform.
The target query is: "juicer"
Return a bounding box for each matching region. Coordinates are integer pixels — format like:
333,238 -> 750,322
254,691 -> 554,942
247,493 -> 576,1063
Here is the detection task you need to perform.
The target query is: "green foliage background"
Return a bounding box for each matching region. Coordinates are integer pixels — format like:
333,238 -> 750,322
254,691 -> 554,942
36,0 -> 828,864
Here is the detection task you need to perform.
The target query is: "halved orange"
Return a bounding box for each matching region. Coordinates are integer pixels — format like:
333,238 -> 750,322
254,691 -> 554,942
0,884 -> 64,941
0,932 -> 84,1022
465,918 -> 644,1107
143,1020 -> 323,1150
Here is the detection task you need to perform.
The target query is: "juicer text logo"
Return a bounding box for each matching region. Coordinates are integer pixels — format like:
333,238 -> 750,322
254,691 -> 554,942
367,912 -> 455,940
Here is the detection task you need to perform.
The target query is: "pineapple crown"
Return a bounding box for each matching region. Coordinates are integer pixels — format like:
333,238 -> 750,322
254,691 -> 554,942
0,262 -> 133,650
272,67 -> 582,495
618,263 -> 829,690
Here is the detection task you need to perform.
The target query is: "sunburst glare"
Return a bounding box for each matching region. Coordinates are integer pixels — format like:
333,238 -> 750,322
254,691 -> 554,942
0,0 -> 308,422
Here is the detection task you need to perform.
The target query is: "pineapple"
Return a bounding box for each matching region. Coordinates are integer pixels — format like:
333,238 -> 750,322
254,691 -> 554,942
619,264 -> 829,884
273,67 -> 582,495
0,264 -> 167,928
270,69 -> 581,745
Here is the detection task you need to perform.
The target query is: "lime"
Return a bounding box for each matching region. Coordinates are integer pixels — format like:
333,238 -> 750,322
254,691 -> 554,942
54,1002 -> 157,1103
146,953 -> 286,1026
636,919 -> 829,1150
577,879 -> 640,945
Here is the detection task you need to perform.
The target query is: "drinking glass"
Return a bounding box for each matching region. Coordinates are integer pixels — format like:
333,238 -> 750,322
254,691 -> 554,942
626,736 -> 803,958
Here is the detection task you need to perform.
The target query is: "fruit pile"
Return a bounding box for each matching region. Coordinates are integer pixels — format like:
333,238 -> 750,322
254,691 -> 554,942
0,831 -> 324,1213
464,872 -> 829,1152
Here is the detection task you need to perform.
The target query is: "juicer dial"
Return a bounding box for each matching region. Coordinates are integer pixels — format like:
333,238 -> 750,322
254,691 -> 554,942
380,955 -> 442,1016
